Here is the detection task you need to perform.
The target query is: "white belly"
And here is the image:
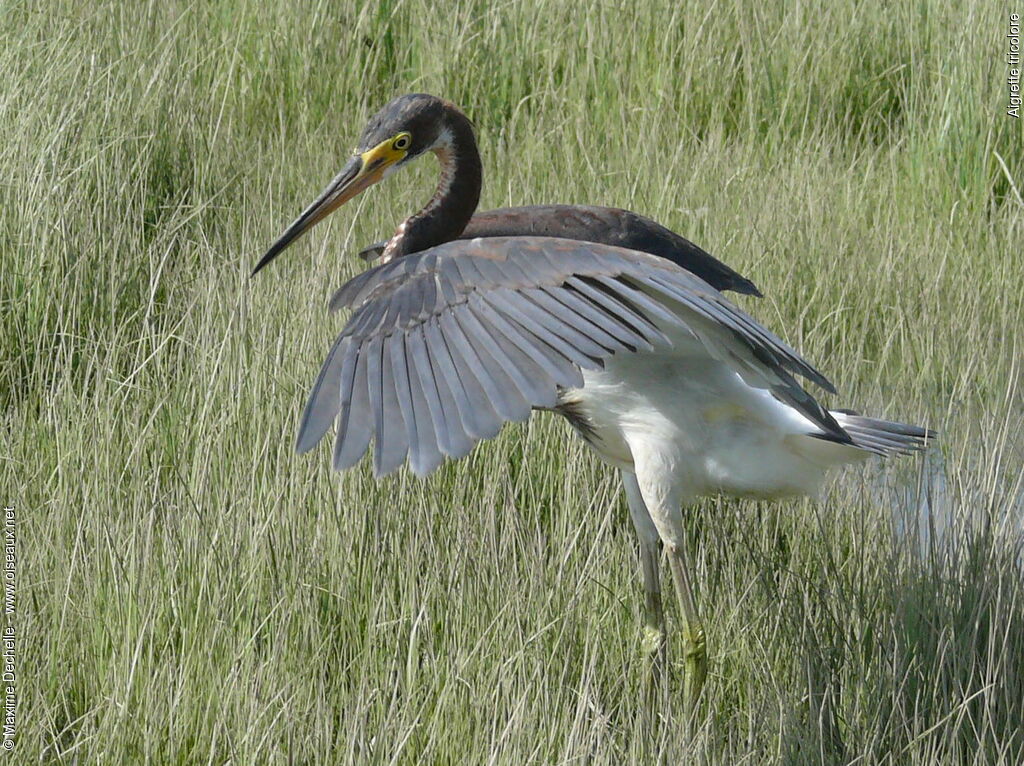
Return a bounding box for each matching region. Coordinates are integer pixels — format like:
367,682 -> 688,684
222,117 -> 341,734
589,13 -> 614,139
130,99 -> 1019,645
561,332 -> 859,500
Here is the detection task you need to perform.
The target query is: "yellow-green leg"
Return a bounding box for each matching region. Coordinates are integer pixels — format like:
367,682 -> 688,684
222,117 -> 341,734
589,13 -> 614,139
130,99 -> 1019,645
639,540 -> 666,681
626,447 -> 709,719
621,471 -> 666,689
667,541 -> 707,710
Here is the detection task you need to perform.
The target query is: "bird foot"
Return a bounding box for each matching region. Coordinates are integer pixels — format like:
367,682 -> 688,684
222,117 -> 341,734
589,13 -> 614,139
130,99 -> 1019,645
682,623 -> 708,711
642,624 -> 666,656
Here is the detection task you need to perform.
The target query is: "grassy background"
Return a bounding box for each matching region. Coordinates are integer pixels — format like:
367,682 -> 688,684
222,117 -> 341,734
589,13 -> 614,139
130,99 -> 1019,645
4,0 -> 1023,762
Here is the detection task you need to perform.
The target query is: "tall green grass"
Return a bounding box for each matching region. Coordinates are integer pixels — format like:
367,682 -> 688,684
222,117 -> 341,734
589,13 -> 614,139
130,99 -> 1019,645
4,0 -> 1022,762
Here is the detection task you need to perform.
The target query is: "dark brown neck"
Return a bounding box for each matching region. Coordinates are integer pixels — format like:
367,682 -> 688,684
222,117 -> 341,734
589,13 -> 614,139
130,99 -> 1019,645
383,109 -> 482,260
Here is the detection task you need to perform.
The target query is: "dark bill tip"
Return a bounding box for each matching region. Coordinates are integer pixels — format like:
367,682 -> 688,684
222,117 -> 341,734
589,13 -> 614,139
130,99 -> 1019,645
251,155 -> 364,276
251,227 -> 298,276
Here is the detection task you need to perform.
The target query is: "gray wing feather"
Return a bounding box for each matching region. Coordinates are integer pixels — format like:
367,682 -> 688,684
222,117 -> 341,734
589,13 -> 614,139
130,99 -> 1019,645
834,414 -> 932,455
449,308 -> 536,418
516,289 -> 617,359
332,349 -> 372,471
564,276 -> 669,348
403,328 -> 446,475
468,295 -> 584,388
440,309 -> 532,422
830,431 -> 890,455
450,255 -> 496,290
423,318 -> 503,440
389,333 -> 422,466
297,336 -> 350,453
639,273 -> 835,393
590,275 -> 693,331
539,284 -> 653,352
461,255 -> 511,287
460,305 -> 559,407
408,325 -> 474,459
483,290 -> 604,371
736,357 -> 848,444
423,351 -> 474,456
367,337 -> 409,476
302,236 -> 840,476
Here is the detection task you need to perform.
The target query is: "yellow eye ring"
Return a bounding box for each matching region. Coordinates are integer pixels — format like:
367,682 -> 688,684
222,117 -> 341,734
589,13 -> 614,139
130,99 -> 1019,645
392,133 -> 411,151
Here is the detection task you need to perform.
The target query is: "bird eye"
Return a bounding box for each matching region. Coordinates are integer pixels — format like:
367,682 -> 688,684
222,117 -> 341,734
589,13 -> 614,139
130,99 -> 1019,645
392,134 -> 411,151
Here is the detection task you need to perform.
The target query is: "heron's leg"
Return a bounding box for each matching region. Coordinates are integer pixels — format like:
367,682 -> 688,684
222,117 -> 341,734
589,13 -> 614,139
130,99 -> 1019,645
620,470 -> 665,679
666,540 -> 707,710
628,448 -> 708,713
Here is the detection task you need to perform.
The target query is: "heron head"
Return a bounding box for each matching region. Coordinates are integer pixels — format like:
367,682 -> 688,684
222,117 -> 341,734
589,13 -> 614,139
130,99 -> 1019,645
252,94 -> 454,275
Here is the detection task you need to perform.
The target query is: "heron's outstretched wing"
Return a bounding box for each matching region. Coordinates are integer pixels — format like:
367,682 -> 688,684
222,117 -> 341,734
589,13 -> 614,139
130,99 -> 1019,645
300,236 -> 844,477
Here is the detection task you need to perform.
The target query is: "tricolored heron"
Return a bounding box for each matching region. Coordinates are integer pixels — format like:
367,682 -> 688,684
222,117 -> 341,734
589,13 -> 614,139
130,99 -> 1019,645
253,93 -> 931,708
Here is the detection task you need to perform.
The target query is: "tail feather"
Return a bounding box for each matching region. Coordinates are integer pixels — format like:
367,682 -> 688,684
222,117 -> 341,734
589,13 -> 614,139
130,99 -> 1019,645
830,411 -> 935,456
